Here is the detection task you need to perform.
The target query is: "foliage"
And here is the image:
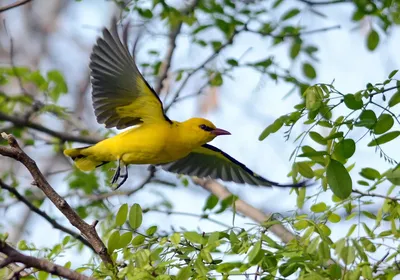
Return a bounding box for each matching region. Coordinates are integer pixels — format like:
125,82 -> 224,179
0,0 -> 400,280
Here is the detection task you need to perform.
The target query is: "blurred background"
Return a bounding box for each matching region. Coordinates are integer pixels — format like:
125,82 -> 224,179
0,0 -> 399,274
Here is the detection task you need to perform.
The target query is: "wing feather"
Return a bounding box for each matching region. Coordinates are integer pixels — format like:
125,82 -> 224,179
160,144 -> 307,188
90,21 -> 172,129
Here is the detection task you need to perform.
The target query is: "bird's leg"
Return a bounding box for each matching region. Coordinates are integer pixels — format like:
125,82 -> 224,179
111,159 -> 122,184
114,164 -> 128,190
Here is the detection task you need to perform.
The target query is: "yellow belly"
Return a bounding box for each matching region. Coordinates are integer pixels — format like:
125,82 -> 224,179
82,123 -> 192,165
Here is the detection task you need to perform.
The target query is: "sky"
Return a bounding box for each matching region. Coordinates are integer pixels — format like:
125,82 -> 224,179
1,0 -> 400,277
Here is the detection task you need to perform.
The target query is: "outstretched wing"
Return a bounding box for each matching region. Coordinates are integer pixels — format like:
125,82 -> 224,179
90,22 -> 171,129
160,144 -> 306,187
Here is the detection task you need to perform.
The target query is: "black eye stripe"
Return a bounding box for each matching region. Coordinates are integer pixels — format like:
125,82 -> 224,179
199,124 -> 213,131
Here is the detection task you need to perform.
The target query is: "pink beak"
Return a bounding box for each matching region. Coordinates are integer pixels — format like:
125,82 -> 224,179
211,128 -> 231,136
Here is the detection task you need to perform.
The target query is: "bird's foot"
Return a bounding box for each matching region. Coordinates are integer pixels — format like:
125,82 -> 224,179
112,173 -> 128,190
111,166 -> 121,184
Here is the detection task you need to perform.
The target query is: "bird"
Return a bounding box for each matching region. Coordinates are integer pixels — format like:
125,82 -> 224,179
63,21 -> 306,190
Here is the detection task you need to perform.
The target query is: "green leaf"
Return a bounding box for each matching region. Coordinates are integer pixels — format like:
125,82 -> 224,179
38,271 -> 49,280
374,114 -> 394,134
386,168 -> 400,185
367,29 -> 380,51
296,162 -> 314,178
328,213 -> 341,223
360,168 -> 381,180
129,203 -> 143,230
344,94 -> 363,110
184,232 -> 204,244
210,72 -> 223,86
333,139 -> 356,160
296,187 -> 306,209
138,8 -> 153,18
290,39 -> 302,59
226,59 -> 239,66
146,225 -> 157,236
170,233 -> 180,246
311,202 -> 327,213
118,232 -> 133,248
203,194 -> 219,211
388,91 -> 400,107
107,230 -> 120,253
47,70 -> 68,102
388,70 -> 398,79
176,266 -> 192,280
354,110 -> 377,129
115,203 -> 128,226
309,131 -> 327,145
131,235 -> 145,246
367,131 -> 400,146
329,263 -> 342,279
281,8 -> 300,21
326,159 -> 352,199
302,63 -> 317,79
304,86 -> 323,111
258,116 -> 285,140
248,241 -> 263,264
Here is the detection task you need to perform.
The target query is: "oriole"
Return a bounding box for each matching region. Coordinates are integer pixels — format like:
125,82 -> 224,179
64,22 -> 305,190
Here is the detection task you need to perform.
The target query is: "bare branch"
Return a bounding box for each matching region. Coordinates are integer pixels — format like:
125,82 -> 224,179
155,0 -> 200,94
165,27 -> 242,111
299,0 -> 350,5
193,178 -> 296,243
0,242 -> 94,280
0,180 -> 94,251
0,133 -> 113,265
0,112 -> 100,144
0,0 -> 32,13
353,189 -> 400,202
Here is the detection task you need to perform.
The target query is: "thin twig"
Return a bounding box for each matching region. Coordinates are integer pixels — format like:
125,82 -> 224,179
0,180 -> 94,251
0,0 -> 32,13
353,189 -> 400,202
0,242 -> 94,280
0,111 -> 100,144
165,28 -> 242,111
155,0 -> 200,94
0,133 -> 113,265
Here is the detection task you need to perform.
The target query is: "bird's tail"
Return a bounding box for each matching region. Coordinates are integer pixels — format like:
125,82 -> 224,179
64,146 -> 107,171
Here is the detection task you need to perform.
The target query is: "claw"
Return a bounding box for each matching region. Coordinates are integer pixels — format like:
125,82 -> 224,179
113,164 -> 128,190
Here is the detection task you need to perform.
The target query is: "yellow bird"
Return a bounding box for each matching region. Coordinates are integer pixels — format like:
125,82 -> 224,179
64,23 -> 305,189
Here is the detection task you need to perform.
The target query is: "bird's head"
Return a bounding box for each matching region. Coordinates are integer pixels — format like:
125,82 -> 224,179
180,118 -> 231,145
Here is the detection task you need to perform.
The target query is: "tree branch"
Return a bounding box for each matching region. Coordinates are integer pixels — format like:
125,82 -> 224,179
0,180 -> 94,251
353,189 -> 400,202
165,27 -> 242,111
0,112 -> 100,144
193,178 -> 296,243
155,0 -> 200,95
0,133 -> 113,265
299,0 -> 350,5
0,241 -> 94,280
0,0 -> 32,13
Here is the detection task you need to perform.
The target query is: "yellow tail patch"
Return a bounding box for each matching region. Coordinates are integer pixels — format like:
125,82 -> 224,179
64,147 -> 101,171
74,157 -> 99,171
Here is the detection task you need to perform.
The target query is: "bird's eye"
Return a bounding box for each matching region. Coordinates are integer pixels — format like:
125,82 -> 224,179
199,124 -> 213,131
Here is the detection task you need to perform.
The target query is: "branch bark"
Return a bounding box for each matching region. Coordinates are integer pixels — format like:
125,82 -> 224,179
0,242 -> 94,280
0,133 -> 113,265
0,0 -> 32,13
193,178 -> 296,243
